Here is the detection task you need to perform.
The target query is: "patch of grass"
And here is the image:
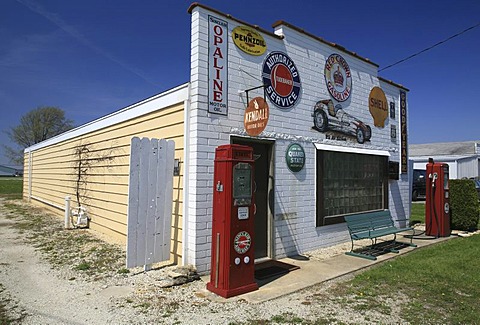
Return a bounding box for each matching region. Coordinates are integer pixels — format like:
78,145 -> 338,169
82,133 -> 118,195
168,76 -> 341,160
271,312 -> 305,324
410,202 -> 425,225
0,178 -> 23,199
74,261 -> 91,271
330,235 -> 480,324
0,283 -> 26,324
2,200 -> 126,281
117,268 -> 130,274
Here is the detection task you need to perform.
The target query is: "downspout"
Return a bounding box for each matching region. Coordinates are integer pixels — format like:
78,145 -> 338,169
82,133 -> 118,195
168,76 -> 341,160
182,82 -> 191,266
28,149 -> 32,202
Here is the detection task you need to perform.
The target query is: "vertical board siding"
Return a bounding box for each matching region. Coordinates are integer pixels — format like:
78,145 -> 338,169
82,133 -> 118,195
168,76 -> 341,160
23,102 -> 184,261
126,138 -> 175,268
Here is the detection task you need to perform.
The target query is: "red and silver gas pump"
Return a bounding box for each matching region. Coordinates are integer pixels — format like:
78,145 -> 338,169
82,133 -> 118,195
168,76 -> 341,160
425,159 -> 451,237
207,144 -> 258,298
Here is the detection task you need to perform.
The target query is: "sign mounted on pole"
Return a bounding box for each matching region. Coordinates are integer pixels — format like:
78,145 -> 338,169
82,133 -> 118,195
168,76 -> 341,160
244,97 -> 269,136
208,16 -> 228,115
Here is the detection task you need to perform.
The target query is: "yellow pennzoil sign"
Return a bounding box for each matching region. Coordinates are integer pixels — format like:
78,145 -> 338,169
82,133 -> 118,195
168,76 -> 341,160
232,26 -> 266,56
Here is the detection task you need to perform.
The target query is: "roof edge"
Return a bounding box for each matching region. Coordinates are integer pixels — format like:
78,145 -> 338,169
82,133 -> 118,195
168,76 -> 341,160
272,20 -> 379,68
188,2 -> 283,40
378,76 -> 409,91
24,82 -> 190,153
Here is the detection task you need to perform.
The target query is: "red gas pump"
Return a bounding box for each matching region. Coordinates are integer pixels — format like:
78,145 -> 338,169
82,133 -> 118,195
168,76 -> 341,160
207,144 -> 258,298
425,159 -> 451,237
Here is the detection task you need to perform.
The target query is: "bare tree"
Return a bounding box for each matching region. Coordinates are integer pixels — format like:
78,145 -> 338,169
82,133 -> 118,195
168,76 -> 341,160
4,106 -> 74,164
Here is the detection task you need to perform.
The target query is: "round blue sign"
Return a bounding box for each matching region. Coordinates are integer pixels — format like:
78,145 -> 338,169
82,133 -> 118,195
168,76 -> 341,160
262,51 -> 301,109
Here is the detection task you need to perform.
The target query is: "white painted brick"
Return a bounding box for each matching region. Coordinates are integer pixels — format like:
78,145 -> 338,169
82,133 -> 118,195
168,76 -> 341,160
188,6 -> 409,273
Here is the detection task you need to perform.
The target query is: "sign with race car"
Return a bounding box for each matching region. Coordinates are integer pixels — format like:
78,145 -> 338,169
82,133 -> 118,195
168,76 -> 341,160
368,86 -> 388,128
232,25 -> 267,56
312,99 -> 372,144
324,54 -> 352,102
262,51 -> 301,109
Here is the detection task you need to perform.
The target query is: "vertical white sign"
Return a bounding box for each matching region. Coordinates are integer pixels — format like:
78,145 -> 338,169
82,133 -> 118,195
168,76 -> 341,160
208,15 -> 228,115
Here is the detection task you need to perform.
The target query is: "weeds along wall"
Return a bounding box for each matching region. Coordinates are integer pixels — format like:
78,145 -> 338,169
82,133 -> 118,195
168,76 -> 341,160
23,85 -> 188,263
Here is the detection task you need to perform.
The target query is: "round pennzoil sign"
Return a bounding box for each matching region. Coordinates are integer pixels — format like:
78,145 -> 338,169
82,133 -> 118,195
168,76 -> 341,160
234,231 -> 251,254
262,51 -> 301,109
324,53 -> 352,102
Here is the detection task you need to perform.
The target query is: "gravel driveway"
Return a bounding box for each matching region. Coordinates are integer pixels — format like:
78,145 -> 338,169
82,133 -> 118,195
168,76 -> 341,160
0,198 -> 405,324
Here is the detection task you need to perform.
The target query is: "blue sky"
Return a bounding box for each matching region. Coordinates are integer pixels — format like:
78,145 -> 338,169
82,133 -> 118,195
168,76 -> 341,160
1,0 -> 479,166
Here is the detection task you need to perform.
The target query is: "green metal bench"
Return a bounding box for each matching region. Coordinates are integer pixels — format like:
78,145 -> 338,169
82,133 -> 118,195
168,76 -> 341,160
344,210 -> 417,260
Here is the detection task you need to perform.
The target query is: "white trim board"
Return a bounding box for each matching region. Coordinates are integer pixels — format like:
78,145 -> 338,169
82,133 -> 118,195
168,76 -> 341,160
313,143 -> 390,157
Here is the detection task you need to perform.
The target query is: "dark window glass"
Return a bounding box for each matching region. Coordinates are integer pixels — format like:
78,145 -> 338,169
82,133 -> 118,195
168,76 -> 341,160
316,150 -> 388,226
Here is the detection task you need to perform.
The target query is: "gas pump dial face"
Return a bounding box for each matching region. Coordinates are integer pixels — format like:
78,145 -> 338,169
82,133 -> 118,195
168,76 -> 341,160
234,231 -> 251,254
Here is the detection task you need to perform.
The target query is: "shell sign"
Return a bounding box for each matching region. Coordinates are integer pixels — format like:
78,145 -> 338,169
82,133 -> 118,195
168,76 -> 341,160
232,26 -> 266,56
368,86 -> 388,128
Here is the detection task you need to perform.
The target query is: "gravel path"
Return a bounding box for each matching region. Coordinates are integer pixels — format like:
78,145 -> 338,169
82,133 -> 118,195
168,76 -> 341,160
0,198 -> 406,324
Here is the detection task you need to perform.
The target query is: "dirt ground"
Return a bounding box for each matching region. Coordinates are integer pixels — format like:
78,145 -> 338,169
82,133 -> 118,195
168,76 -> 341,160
0,198 -> 409,324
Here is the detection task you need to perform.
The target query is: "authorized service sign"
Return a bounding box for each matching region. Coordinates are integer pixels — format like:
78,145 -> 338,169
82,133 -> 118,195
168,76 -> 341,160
232,25 -> 266,56
262,51 -> 301,109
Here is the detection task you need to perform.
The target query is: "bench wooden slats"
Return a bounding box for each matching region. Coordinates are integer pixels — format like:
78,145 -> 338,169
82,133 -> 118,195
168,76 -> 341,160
344,210 -> 417,260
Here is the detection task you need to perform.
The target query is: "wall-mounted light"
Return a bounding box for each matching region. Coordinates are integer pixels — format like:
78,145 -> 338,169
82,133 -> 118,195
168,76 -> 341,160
174,159 -> 181,176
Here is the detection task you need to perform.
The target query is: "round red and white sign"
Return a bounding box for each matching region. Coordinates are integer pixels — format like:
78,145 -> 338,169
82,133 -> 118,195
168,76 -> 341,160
324,53 -> 352,102
233,231 -> 251,254
262,51 -> 301,109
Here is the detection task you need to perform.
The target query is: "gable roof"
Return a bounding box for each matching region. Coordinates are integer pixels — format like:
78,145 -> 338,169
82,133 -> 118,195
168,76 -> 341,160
410,141 -> 480,157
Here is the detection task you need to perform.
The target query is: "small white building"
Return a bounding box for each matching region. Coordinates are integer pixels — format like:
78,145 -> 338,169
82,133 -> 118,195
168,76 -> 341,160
410,141 -> 480,179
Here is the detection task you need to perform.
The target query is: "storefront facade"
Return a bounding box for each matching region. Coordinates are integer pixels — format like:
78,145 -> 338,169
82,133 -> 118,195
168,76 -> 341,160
185,4 -> 410,273
23,4 -> 410,275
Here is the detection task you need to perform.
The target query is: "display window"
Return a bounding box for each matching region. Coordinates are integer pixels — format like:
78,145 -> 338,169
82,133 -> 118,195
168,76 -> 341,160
316,150 -> 389,226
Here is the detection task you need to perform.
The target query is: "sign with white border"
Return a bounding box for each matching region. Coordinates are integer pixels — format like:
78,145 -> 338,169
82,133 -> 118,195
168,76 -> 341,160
262,51 -> 301,109
208,15 -> 228,115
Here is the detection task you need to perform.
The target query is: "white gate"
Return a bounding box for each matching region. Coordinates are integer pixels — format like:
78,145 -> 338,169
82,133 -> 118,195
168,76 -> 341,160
126,137 -> 175,269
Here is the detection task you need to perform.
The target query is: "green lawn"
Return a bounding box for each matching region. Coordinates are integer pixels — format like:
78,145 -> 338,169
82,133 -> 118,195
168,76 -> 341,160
410,202 -> 425,225
331,234 -> 480,324
0,178 -> 23,198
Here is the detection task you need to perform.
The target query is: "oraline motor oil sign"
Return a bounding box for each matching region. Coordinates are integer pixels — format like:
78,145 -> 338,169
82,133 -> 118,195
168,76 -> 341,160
208,16 -> 228,115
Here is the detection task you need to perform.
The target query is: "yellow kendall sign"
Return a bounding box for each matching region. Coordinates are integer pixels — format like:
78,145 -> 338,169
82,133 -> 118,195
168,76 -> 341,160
232,26 -> 266,56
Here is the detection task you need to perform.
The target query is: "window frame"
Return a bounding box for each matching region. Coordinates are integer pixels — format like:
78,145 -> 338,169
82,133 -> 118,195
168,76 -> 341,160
315,144 -> 390,227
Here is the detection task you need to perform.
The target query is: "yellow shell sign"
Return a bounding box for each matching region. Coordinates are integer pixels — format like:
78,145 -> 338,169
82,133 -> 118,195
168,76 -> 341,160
232,26 -> 266,56
369,86 -> 388,128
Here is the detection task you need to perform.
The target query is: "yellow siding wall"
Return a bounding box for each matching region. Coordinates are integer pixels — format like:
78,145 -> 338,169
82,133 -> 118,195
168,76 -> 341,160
23,102 -> 184,263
